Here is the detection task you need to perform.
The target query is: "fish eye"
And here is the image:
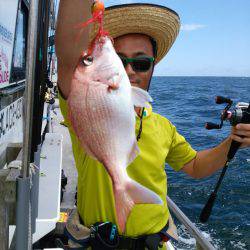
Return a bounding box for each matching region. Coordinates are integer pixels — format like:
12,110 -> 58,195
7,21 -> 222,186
81,55 -> 93,66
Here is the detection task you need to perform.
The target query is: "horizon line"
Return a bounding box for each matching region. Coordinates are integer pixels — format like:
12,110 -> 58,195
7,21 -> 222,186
153,75 -> 250,78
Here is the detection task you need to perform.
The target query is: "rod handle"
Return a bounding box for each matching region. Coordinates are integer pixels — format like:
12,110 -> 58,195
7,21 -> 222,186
199,192 -> 217,223
227,140 -> 241,161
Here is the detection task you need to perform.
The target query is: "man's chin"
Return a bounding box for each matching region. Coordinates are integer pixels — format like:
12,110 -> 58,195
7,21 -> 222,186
130,82 -> 140,88
130,83 -> 148,91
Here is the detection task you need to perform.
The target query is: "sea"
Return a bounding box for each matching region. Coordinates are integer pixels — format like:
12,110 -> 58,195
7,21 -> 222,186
149,76 -> 250,250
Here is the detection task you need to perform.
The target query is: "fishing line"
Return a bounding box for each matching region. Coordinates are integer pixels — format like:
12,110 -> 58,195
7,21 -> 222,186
136,56 -> 155,141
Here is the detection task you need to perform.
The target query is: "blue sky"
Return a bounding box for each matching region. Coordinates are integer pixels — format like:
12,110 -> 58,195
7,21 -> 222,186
104,0 -> 250,76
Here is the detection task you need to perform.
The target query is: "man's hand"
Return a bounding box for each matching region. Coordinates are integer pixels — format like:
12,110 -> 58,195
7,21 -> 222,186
231,123 -> 250,148
182,123 -> 250,179
55,0 -> 92,99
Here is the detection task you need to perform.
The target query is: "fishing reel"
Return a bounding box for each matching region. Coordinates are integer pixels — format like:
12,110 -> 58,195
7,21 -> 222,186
45,89 -> 55,105
205,96 -> 250,130
200,96 -> 250,223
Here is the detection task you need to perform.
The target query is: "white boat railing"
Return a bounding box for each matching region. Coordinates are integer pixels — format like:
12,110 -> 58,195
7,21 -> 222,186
167,196 -> 216,250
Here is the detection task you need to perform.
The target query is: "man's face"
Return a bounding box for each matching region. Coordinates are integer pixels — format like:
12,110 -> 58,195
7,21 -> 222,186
114,34 -> 154,91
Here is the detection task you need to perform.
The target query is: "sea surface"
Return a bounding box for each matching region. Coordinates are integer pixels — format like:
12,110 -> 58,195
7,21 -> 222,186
149,76 -> 250,250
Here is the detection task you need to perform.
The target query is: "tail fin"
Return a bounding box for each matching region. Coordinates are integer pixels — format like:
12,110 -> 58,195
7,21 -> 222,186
126,179 -> 162,205
113,179 -> 162,232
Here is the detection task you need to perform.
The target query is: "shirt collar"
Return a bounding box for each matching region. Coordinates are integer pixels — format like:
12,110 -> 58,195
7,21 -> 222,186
136,103 -> 152,119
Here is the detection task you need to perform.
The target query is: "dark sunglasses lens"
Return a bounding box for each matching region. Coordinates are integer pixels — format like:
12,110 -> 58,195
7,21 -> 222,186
132,58 -> 152,72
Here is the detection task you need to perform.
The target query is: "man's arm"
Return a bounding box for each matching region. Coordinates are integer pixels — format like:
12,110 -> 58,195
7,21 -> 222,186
55,0 -> 92,98
182,123 -> 250,179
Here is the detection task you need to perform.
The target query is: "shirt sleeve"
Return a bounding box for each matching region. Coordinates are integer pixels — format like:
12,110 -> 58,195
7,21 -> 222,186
165,124 -> 197,171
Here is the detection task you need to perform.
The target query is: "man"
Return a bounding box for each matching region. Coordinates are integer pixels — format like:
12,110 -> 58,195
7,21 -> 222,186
55,1 -> 250,249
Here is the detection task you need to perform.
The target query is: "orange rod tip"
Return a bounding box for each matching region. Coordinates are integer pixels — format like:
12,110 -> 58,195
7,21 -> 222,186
91,1 -> 105,14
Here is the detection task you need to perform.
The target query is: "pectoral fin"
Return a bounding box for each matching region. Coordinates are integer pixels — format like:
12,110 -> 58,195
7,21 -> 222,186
131,86 -> 153,108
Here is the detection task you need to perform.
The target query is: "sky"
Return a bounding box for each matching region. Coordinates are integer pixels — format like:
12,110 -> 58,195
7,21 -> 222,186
103,0 -> 250,76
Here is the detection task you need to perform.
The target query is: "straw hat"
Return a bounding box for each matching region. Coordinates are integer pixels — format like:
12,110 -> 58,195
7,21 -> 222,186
90,3 -> 180,64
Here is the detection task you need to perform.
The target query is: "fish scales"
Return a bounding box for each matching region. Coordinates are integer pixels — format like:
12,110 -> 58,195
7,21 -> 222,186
87,86 -> 120,164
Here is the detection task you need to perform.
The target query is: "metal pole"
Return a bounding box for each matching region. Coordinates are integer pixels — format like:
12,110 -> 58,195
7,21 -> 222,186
16,177 -> 31,249
0,170 -> 10,250
16,0 -> 39,249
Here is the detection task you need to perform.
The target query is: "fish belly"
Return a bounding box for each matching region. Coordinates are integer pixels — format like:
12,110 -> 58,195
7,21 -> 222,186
68,79 -> 135,167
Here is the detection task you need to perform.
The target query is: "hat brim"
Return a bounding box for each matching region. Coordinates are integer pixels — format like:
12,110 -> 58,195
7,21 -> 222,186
90,3 -> 180,64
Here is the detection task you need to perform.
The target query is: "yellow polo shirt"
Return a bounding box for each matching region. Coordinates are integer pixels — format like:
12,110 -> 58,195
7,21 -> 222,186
59,94 -> 196,237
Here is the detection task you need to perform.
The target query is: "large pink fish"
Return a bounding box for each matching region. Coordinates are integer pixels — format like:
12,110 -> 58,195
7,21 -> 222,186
67,36 -> 162,232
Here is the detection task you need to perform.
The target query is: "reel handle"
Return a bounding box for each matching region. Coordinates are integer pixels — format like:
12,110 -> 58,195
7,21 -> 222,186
216,96 -> 233,105
205,122 -> 221,130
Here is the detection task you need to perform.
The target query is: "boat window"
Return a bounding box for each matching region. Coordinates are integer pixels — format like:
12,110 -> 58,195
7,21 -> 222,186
9,3 -> 28,83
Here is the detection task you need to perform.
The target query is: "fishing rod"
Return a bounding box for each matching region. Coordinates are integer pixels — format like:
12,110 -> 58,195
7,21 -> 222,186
31,0 -> 51,157
200,96 -> 250,223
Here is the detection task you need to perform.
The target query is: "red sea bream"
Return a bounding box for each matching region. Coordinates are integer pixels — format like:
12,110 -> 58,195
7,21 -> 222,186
67,36 -> 162,232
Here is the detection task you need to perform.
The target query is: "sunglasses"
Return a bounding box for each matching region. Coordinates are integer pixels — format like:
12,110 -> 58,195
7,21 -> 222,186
118,55 -> 155,72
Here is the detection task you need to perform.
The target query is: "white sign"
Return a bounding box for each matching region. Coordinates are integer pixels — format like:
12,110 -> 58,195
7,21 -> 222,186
0,0 -> 19,89
0,97 -> 23,144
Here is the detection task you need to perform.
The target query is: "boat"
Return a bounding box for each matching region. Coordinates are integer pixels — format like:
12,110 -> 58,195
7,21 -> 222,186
0,0 -> 216,249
